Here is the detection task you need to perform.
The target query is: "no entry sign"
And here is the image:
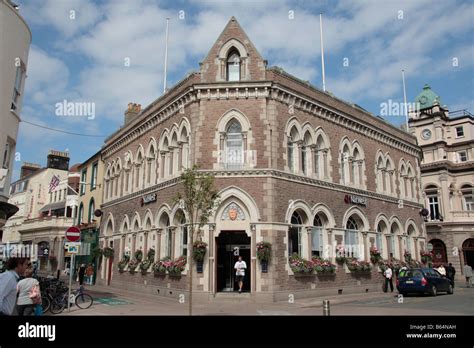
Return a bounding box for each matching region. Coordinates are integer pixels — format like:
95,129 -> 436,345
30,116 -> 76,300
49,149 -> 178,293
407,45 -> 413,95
65,226 -> 81,242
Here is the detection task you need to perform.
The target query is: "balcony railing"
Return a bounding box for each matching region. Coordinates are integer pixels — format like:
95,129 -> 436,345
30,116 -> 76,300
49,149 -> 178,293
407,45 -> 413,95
23,216 -> 75,228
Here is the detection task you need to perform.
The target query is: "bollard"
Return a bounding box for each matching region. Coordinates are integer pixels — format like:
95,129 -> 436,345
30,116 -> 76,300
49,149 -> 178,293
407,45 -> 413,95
323,299 -> 330,316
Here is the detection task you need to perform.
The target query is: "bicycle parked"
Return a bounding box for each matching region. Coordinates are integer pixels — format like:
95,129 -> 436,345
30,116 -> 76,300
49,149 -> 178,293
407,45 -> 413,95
50,285 -> 93,314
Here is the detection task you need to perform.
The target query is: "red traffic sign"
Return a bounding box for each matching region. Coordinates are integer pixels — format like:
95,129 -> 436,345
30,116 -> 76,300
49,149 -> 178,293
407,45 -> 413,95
65,226 -> 81,242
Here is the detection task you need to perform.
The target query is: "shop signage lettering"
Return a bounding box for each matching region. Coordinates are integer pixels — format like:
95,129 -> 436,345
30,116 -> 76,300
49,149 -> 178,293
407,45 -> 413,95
344,194 -> 367,207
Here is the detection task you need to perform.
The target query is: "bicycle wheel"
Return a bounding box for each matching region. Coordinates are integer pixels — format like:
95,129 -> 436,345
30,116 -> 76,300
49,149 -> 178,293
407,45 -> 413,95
50,297 -> 66,314
75,293 -> 93,309
41,296 -> 51,313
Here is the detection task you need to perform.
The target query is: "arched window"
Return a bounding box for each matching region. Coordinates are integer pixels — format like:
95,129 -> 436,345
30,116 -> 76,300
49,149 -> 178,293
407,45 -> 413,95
345,216 -> 360,258
425,185 -> 441,221
227,49 -> 240,81
461,184 -> 474,210
225,120 -> 243,169
376,156 -> 385,193
389,224 -> 399,259
288,211 -> 303,257
385,158 -> 394,194
376,221 -> 386,257
341,144 -> 351,184
160,214 -> 171,258
77,203 -> 84,225
179,126 -> 190,171
399,162 -> 407,198
180,215 -> 188,257
311,214 -> 324,257
302,132 -> 312,175
288,127 -> 298,173
315,134 -> 329,180
407,166 -> 415,199
88,198 -> 95,223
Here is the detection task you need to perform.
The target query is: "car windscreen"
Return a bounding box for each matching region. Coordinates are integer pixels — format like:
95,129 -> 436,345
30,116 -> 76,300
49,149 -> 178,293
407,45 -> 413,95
404,270 -> 423,278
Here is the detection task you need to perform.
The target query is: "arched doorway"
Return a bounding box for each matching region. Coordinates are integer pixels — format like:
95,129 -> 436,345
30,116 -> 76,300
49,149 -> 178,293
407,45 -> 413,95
429,239 -> 447,267
462,239 -> 474,268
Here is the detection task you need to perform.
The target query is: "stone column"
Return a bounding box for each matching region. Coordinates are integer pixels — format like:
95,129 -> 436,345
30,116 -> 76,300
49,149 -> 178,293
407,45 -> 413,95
326,228 -> 333,261
160,151 -> 166,179
250,224 -> 256,293
386,235 -> 392,261
322,149 -> 328,179
209,224 -> 215,294
306,226 -> 313,259
310,146 -> 317,177
398,235 -> 404,261
144,231 -> 149,255
413,237 -> 419,261
132,233 -> 137,255
219,132 -> 226,169
169,226 -> 176,259
177,141 -> 183,172
362,232 -> 368,261
156,228 -> 162,260
242,132 -> 248,167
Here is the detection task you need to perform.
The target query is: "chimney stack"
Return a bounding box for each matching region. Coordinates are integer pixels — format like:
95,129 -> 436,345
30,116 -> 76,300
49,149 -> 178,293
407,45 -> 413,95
124,103 -> 141,125
20,162 -> 41,179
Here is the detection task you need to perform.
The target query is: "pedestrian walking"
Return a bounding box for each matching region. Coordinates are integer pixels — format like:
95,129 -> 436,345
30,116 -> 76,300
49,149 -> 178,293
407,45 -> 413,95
78,264 -> 86,285
0,258 -> 29,315
86,264 -> 94,285
445,263 -> 456,287
383,266 -> 393,293
464,263 -> 472,288
16,267 -> 41,316
234,256 -> 247,294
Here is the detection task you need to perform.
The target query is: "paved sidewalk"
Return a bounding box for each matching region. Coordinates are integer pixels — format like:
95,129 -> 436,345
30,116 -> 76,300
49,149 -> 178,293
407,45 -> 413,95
54,281 -> 470,316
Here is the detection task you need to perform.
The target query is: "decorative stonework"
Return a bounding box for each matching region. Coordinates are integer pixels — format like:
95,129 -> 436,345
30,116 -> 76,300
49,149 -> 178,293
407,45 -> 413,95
222,202 -> 246,221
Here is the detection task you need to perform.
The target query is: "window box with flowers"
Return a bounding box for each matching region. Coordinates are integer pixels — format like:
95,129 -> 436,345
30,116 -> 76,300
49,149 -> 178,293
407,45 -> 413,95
193,241 -> 207,273
117,253 -> 130,273
128,258 -> 140,273
168,256 -> 187,277
345,258 -> 372,273
289,253 -> 314,277
420,250 -> 433,264
139,249 -> 156,274
312,256 -> 336,275
256,241 -> 271,273
369,246 -> 382,264
153,257 -> 171,276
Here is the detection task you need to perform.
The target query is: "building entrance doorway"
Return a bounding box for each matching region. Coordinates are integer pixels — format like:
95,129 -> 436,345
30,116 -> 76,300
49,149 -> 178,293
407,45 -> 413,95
462,239 -> 474,268
216,231 -> 250,292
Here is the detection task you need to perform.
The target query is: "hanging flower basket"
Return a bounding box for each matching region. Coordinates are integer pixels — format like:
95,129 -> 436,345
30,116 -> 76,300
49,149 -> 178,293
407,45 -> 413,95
103,247 -> 114,258
369,246 -> 382,264
128,258 -> 139,273
345,258 -> 372,273
420,250 -> 433,264
134,250 -> 143,262
192,241 -> 207,262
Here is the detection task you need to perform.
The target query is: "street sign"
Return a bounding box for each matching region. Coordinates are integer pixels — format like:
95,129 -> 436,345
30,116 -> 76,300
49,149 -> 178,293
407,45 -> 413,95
65,226 -> 81,242
67,244 -> 79,254
427,243 -> 433,252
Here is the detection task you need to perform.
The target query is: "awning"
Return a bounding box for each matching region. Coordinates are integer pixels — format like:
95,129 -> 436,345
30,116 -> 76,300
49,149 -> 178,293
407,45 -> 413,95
39,201 -> 66,213
0,201 -> 19,219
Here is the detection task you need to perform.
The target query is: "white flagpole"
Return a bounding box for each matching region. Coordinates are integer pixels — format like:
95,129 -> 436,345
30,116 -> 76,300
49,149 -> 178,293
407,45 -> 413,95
163,18 -> 170,94
320,13 -> 326,92
402,69 -> 408,131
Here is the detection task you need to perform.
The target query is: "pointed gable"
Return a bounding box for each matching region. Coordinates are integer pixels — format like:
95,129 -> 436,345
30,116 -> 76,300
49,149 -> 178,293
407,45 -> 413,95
199,16 -> 267,83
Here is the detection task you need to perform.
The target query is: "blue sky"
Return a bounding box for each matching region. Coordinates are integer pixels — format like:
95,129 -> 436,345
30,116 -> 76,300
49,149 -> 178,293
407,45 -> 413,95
13,0 -> 474,179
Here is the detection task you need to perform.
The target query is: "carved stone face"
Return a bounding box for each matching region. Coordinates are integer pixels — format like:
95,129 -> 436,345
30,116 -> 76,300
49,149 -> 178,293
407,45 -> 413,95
228,208 -> 238,220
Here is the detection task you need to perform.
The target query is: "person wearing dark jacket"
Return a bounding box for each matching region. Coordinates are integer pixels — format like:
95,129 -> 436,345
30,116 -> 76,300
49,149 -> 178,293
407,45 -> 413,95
445,263 -> 456,287
78,264 -> 86,285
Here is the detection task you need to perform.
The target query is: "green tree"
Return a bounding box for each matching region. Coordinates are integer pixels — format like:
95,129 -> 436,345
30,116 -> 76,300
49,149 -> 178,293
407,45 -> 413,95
175,165 -> 219,315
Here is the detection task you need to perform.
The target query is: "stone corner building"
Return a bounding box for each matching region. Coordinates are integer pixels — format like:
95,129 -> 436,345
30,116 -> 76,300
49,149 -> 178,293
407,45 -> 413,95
98,17 -> 425,301
409,84 -> 474,279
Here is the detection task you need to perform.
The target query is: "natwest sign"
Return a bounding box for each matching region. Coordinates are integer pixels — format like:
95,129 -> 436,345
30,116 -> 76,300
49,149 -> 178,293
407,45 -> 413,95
141,193 -> 157,206
344,194 -> 367,207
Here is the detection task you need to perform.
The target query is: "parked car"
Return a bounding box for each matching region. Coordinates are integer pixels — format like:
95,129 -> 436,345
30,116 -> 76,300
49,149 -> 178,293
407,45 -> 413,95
396,268 -> 453,296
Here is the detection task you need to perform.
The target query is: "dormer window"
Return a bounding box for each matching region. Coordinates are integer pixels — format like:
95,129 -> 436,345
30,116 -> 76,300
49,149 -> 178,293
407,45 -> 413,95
227,49 -> 240,81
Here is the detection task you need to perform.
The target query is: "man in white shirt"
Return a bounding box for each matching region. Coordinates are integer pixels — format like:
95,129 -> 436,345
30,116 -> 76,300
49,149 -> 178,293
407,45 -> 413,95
0,257 -> 29,315
437,264 -> 446,277
234,256 -> 247,294
464,264 -> 472,288
383,266 -> 393,293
